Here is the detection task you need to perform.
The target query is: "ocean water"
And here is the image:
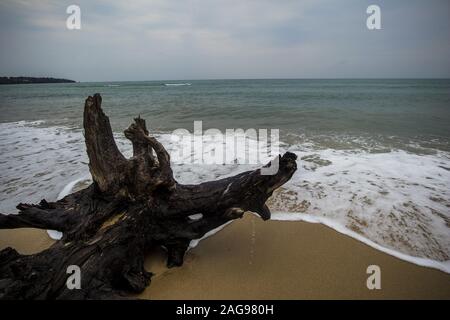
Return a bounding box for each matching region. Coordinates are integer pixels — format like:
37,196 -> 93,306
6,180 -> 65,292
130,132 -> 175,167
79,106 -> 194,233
1,79 -> 450,269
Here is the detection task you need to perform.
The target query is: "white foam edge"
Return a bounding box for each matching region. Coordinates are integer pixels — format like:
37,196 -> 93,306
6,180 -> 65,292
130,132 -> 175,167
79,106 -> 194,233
189,221 -> 234,249
57,175 -> 90,200
46,230 -> 63,240
188,212 -> 266,249
271,211 -> 450,274
164,83 -> 191,86
46,175 -> 91,240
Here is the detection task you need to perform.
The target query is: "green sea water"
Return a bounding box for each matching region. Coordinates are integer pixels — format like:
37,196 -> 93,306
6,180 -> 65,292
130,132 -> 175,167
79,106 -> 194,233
1,79 -> 449,265
1,79 -> 449,150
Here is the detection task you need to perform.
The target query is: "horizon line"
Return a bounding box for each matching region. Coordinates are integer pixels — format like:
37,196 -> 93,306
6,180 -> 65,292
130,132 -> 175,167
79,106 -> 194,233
3,76 -> 450,83
75,77 -> 450,83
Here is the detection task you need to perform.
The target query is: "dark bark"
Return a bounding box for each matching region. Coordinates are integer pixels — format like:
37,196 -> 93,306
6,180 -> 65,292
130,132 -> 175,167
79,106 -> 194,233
0,94 -> 297,299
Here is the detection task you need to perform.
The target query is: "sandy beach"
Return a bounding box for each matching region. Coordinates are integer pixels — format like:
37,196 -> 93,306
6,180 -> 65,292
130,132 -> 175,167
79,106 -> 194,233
1,214 -> 449,299
1,0 -> 450,303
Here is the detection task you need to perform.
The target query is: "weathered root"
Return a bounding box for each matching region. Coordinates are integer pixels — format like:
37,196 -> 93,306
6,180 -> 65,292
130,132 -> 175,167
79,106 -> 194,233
0,94 -> 297,299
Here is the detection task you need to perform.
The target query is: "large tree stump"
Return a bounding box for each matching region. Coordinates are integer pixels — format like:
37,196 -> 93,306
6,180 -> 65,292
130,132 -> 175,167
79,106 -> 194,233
0,94 -> 297,299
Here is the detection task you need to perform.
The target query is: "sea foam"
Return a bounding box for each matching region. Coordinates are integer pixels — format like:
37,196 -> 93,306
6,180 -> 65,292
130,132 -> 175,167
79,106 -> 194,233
1,121 -> 449,272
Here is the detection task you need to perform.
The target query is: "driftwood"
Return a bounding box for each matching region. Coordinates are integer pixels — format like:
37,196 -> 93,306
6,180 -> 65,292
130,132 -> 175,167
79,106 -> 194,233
0,94 -> 297,299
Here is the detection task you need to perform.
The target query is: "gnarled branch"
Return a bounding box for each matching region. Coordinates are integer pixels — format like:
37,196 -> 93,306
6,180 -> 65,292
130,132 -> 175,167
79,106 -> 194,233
0,94 -> 297,299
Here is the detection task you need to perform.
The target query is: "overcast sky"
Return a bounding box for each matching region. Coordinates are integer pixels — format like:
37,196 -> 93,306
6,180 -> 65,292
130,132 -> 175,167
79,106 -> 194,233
0,0 -> 449,81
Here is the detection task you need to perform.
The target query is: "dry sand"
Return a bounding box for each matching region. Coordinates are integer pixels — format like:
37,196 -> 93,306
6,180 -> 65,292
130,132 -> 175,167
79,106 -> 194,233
1,215 -> 449,299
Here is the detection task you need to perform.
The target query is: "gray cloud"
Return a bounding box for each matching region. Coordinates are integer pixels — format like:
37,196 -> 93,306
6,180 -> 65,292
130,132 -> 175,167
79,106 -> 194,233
0,0 -> 449,81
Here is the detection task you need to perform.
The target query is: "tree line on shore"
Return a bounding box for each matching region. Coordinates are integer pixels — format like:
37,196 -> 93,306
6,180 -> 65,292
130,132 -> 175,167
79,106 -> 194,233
0,77 -> 75,85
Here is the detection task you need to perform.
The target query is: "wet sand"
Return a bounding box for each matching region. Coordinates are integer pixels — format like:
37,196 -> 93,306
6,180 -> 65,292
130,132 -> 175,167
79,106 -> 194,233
1,215 -> 449,299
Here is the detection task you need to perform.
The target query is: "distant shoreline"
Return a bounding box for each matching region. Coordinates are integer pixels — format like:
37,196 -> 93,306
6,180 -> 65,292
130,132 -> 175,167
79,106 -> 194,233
0,77 -> 76,85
